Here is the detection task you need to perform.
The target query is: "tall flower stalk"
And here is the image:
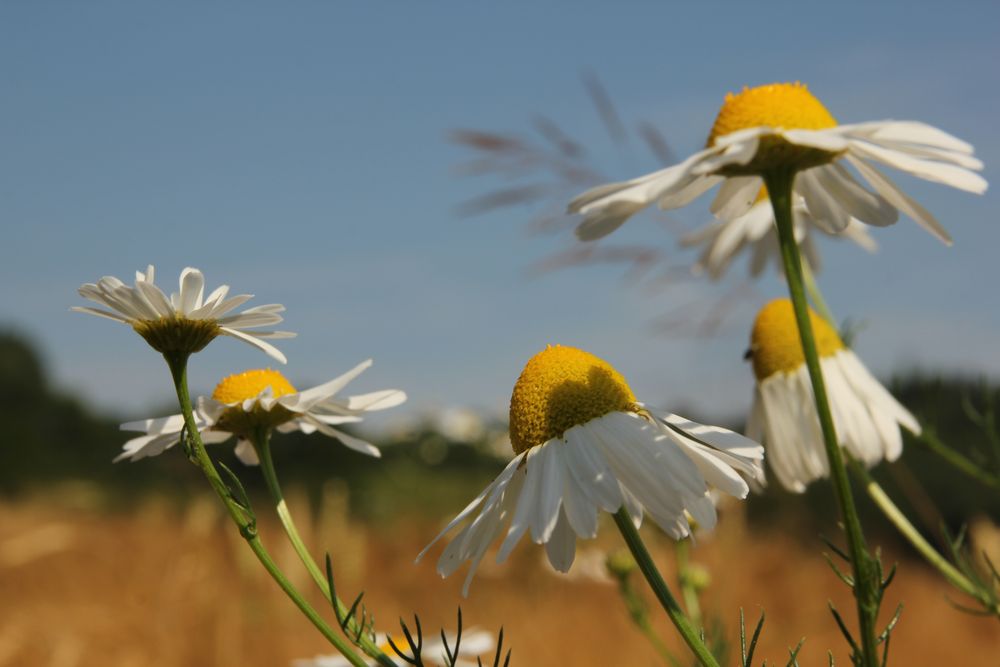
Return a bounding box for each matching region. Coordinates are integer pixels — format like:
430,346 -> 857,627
613,510 -> 721,667
765,169 -> 881,666
250,428 -> 397,666
162,351 -> 372,667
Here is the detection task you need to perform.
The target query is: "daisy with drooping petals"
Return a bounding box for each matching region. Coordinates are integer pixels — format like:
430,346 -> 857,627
73,265 -> 295,362
570,82 -> 985,245
117,360 -> 405,463
418,345 -> 764,595
745,299 -> 920,492
292,630 -> 494,667
681,190 -> 878,280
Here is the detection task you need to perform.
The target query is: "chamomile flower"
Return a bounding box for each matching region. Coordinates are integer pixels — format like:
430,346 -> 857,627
117,361 -> 405,464
681,190 -> 878,279
292,630 -> 494,667
418,345 -> 764,595
570,82 -> 985,245
745,299 -> 920,492
73,265 -> 294,362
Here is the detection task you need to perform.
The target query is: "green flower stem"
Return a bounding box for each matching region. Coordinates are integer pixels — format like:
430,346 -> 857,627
675,540 -> 703,628
764,169 -> 880,667
251,430 -> 396,667
802,258 -> 837,328
163,353 -> 369,667
850,460 -> 999,614
915,429 -> 1000,492
613,509 -> 720,667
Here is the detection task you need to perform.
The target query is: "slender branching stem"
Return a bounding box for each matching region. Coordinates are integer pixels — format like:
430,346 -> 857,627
765,168 -> 880,667
612,509 -> 720,667
252,430 -> 396,667
915,429 -> 1000,492
850,460 -> 999,615
163,352 -> 369,667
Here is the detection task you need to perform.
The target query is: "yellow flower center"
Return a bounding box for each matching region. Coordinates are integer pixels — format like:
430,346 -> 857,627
708,82 -> 838,146
508,345 -> 637,455
212,369 -> 297,403
706,82 -> 841,175
749,299 -> 844,381
210,369 -> 298,437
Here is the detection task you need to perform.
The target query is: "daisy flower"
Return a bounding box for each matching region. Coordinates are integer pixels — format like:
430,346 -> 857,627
292,630 -> 494,667
681,189 -> 878,280
569,82 -> 985,245
73,265 -> 294,362
418,345 -> 764,595
117,361 -> 405,463
745,299 -> 920,492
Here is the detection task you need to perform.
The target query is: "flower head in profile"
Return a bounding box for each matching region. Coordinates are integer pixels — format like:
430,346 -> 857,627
117,361 -> 405,464
681,188 -> 878,280
570,82 -> 985,245
292,630 -> 494,667
745,299 -> 919,492
418,345 -> 764,595
73,265 -> 294,362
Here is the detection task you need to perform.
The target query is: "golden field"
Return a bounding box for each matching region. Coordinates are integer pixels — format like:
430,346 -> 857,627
1,484 -> 998,667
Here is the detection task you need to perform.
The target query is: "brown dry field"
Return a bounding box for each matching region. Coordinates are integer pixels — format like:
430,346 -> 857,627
1,485 -> 998,667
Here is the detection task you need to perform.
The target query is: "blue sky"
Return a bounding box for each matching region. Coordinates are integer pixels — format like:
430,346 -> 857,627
2,1 -> 998,427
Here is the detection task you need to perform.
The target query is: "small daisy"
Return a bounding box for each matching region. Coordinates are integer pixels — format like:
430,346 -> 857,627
73,265 -> 294,362
292,630 -> 494,667
570,82 -> 985,245
117,361 -> 405,463
745,299 -> 920,492
681,189 -> 878,280
418,345 -> 764,595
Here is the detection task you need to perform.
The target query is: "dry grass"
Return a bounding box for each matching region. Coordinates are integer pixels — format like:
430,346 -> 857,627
1,484 -> 998,666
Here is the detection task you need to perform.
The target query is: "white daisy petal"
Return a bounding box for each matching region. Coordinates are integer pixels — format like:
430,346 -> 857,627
419,345 -> 765,594
559,449 -> 600,538
563,427 -> 623,512
219,327 -> 289,364
74,265 -> 293,360
781,128 -> 850,152
176,267 -> 206,314
497,445 -> 546,562
655,174 -> 724,210
813,164 -> 898,227
69,305 -> 131,324
344,389 -> 407,412
134,280 -> 174,317
847,156 -> 953,245
691,135 -> 760,175
749,300 -> 920,492
233,439 -> 260,465
564,83 -> 982,262
418,457 -> 522,563
529,442 -> 565,543
118,362 -> 403,467
278,360 -> 373,411
306,422 -> 381,458
863,120 -> 974,154
848,140 -> 988,194
544,510 -> 577,573
709,176 -> 761,221
796,168 -> 852,233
